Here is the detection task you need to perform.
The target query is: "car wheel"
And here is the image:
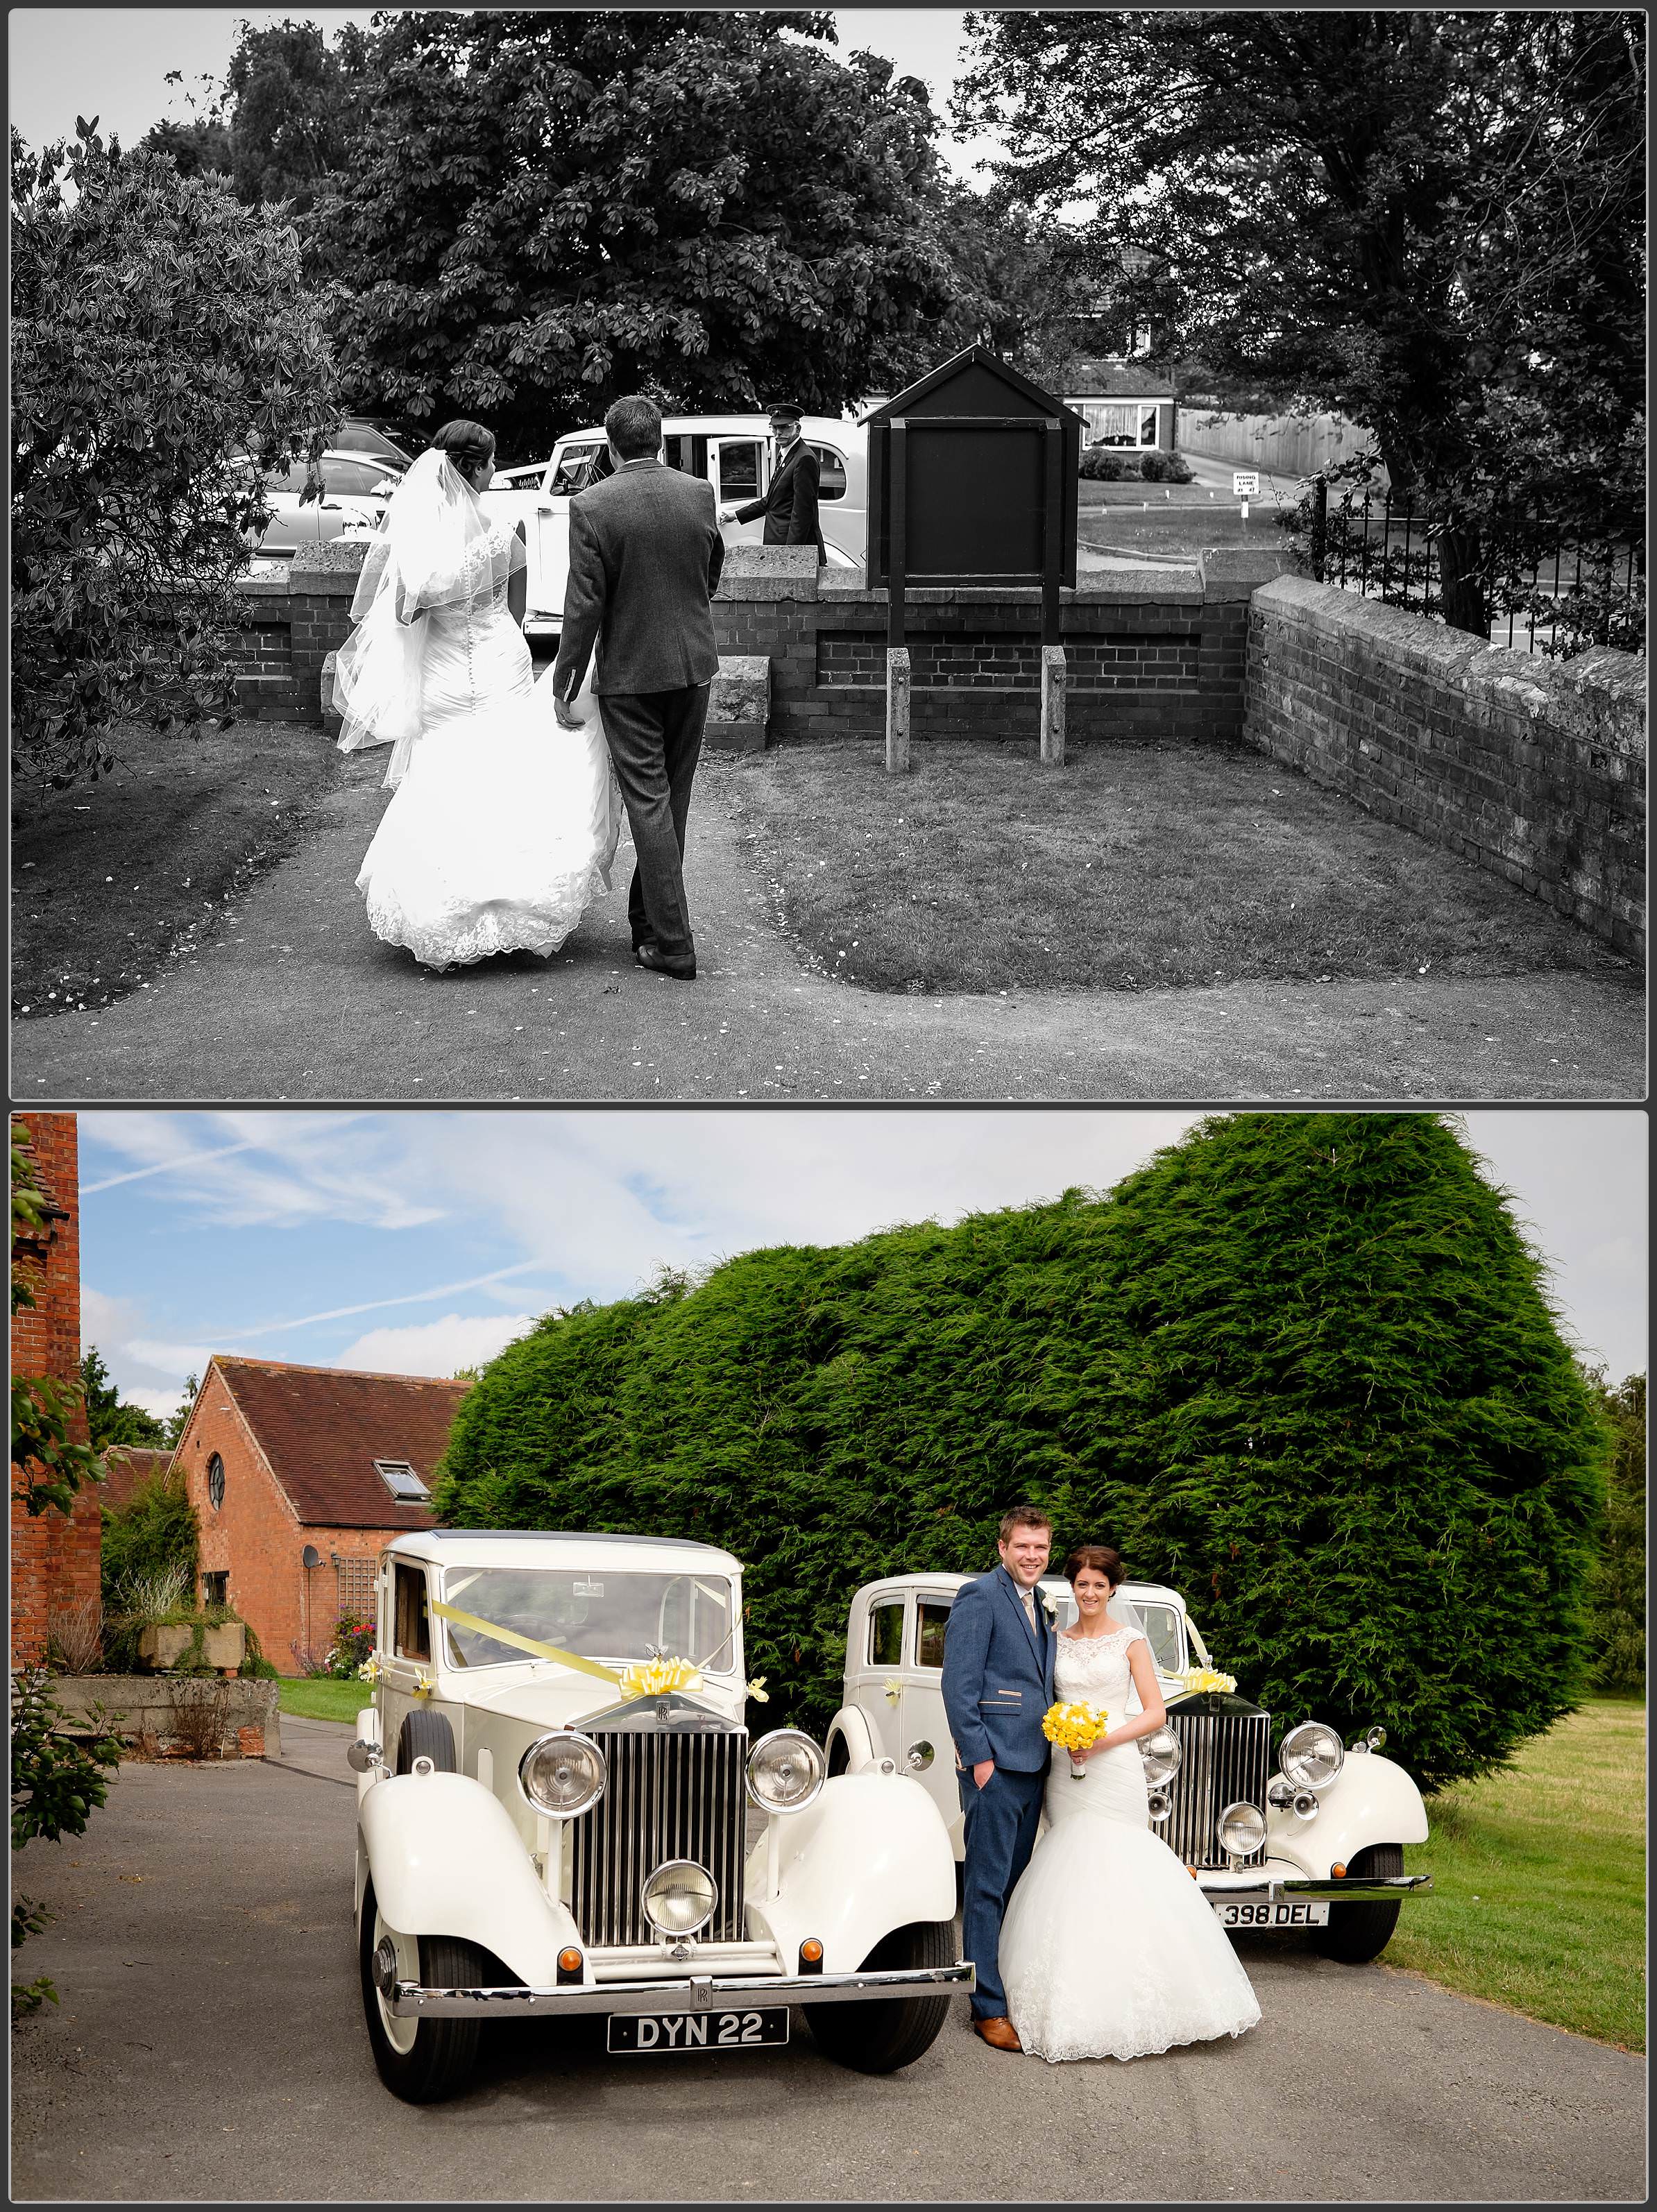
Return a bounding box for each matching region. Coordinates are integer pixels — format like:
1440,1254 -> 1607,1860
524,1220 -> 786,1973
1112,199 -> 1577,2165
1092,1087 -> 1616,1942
1315,1843 -> 1404,1964
395,1708 -> 457,1773
359,1881 -> 483,2103
804,1919 -> 955,2074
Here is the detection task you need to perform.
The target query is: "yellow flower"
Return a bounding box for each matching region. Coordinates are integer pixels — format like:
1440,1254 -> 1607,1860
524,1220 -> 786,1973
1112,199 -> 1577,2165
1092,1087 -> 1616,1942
745,1677 -> 770,1703
620,1655 -> 704,1700
1041,1700 -> 1109,1752
883,1677 -> 903,1706
357,1654 -> 382,1683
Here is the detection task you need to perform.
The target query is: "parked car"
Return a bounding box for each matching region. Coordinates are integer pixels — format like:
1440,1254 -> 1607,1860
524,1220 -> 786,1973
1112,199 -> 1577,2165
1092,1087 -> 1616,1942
237,449 -> 403,560
827,1572 -> 1431,1964
331,416 -> 426,470
349,1531 -> 972,2102
482,414 -> 868,641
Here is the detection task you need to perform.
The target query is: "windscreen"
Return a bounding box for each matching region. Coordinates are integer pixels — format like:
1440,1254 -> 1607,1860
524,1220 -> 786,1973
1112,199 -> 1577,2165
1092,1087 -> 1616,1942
440,1565 -> 734,1673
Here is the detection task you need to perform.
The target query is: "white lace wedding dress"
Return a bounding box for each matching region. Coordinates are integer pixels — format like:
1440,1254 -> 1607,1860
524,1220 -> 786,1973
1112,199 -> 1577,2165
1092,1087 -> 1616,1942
999,1626 -> 1263,2063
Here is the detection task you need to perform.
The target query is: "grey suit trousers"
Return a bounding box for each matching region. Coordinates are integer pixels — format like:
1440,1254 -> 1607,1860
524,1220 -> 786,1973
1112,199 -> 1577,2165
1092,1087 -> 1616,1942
598,684 -> 711,958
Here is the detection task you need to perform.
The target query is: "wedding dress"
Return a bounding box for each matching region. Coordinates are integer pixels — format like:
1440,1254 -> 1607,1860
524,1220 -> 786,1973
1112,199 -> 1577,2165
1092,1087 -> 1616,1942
999,1626 -> 1263,2063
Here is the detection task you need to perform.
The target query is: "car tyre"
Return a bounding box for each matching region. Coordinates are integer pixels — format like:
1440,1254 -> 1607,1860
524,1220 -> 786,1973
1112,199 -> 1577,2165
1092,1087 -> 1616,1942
1315,1842 -> 1404,1964
396,1708 -> 457,1773
359,1880 -> 484,2103
804,1919 -> 955,2074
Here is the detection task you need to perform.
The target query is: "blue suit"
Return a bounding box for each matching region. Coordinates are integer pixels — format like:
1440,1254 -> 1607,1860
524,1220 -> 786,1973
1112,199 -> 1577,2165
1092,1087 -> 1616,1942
941,1567 -> 1057,2020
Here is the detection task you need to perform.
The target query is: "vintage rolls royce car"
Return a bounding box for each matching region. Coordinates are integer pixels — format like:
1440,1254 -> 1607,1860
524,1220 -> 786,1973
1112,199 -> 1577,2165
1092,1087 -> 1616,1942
826,1572 -> 1431,1965
350,1531 -> 971,2102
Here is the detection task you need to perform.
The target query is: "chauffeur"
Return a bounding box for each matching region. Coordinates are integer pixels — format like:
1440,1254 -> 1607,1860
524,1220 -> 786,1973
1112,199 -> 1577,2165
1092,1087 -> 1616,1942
719,402 -> 824,563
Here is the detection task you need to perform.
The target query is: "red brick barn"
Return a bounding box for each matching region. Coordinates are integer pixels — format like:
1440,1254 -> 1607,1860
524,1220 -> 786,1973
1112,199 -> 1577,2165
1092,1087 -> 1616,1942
173,1357 -> 469,1674
10,1112 -> 101,1667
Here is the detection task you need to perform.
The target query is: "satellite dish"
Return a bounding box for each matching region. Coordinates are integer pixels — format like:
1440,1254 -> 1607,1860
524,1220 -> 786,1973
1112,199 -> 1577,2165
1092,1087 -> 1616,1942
301,1545 -> 322,1569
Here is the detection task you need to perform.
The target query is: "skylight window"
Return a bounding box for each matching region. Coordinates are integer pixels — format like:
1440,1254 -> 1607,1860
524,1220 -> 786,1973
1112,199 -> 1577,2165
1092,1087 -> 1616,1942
374,1458 -> 430,1501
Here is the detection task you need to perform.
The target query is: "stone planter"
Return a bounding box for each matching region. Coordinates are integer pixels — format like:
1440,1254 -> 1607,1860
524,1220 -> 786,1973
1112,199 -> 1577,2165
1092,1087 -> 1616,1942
201,1622 -> 246,1676
135,1624 -> 194,1671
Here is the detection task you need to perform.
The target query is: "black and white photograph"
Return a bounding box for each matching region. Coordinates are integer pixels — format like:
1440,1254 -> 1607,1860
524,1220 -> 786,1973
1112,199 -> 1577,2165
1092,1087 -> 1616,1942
7,4 -> 1648,2206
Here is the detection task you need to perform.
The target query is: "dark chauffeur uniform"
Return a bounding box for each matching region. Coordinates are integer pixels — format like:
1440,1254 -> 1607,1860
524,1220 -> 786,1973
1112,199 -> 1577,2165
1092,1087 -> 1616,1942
733,425 -> 825,563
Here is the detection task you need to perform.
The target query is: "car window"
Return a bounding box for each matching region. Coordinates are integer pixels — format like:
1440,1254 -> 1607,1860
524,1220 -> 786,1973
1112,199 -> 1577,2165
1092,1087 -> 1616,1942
1136,1603 -> 1187,1674
393,1563 -> 430,1661
809,443 -> 847,501
867,1600 -> 905,1669
437,1566 -> 736,1672
322,457 -> 398,497
915,1599 -> 952,1669
549,443 -> 603,495
714,440 -> 764,501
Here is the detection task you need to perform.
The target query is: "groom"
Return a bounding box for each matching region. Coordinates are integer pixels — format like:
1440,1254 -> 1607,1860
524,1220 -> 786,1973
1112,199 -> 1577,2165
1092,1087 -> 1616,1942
552,393 -> 725,980
941,1504 -> 1057,2054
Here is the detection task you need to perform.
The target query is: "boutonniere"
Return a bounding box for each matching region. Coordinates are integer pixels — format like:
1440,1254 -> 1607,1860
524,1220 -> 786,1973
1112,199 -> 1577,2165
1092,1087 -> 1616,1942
1039,1590 -> 1059,1622
883,1677 -> 902,1706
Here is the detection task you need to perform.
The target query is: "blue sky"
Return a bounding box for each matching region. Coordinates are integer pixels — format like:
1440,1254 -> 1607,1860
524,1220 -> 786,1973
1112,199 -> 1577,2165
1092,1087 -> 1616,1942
76,1110 -> 1648,1424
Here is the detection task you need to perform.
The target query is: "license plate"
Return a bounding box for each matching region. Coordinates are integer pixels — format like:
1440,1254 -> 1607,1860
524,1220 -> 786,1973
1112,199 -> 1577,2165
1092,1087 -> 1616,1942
607,2006 -> 790,2054
1214,1899 -> 1330,1929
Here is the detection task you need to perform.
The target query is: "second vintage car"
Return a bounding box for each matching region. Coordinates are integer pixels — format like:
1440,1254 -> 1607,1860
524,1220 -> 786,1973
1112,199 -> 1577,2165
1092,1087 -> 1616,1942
828,1572 -> 1431,1965
350,1531 -> 971,2102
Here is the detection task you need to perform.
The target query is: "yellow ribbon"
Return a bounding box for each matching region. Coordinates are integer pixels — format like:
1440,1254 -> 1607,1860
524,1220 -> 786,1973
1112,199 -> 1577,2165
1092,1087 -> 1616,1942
428,1599 -> 623,1685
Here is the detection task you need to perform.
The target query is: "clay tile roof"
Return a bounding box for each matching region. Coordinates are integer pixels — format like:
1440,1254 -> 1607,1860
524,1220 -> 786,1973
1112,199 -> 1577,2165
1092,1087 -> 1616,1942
1067,359 -> 1176,398
210,1356 -> 470,1529
99,1445 -> 173,1513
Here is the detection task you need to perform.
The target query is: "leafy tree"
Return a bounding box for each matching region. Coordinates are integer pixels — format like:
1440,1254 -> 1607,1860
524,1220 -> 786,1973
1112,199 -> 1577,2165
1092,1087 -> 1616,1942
137,69 -> 232,181
79,1350 -> 167,1452
10,1121 -> 98,1520
435,1113 -> 1606,1789
10,119 -> 341,785
1582,1370 -> 1644,1690
954,10 -> 1646,638
220,19 -> 371,213
161,1375 -> 200,1451
299,8 -> 961,454
10,1667 -> 123,2019
100,1463 -> 200,1617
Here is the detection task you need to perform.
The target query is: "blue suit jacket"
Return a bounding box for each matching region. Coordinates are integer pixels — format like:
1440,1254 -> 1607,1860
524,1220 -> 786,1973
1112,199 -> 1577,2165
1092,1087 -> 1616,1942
940,1567 -> 1057,1773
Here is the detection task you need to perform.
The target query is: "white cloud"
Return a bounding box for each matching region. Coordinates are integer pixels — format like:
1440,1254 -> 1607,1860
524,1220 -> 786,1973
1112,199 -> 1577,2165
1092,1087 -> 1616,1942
126,1387 -> 188,1424
77,1110 -> 442,1232
334,1313 -> 539,1379
80,1284 -> 144,1355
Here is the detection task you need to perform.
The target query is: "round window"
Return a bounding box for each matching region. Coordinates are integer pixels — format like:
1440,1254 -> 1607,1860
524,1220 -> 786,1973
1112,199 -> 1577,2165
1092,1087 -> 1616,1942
207,1453 -> 225,1510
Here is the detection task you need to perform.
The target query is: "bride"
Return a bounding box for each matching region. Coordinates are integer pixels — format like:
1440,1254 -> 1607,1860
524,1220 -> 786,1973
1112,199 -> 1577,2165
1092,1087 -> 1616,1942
331,419 -> 620,970
999,1545 -> 1263,2063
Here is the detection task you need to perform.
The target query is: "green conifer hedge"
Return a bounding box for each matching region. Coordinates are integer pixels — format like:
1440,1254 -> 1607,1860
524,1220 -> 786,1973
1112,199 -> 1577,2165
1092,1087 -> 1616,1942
434,1114 -> 1608,1789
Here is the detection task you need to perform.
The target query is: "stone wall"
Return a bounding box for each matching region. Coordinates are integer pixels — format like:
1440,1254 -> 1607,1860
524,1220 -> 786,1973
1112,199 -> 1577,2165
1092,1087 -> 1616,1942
49,1676 -> 282,1760
1245,577 -> 1646,958
10,1112 -> 101,1667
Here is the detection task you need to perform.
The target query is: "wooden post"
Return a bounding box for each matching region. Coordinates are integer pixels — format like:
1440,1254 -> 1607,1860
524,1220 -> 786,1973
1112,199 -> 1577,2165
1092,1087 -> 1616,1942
1039,645 -> 1066,765
885,646 -> 911,774
887,418 -> 907,652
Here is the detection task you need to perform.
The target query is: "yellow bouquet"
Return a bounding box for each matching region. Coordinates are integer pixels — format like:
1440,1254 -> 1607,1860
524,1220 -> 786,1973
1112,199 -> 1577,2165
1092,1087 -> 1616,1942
620,1655 -> 704,1700
1181,1665 -> 1237,1696
1042,1699 -> 1110,1779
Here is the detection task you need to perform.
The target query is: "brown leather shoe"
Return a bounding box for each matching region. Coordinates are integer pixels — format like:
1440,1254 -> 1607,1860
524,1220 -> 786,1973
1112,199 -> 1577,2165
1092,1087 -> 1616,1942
973,2016 -> 1023,2052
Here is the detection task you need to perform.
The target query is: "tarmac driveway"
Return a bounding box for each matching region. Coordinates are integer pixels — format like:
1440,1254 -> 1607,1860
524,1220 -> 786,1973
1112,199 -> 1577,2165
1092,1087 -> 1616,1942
10,1717 -> 1646,2204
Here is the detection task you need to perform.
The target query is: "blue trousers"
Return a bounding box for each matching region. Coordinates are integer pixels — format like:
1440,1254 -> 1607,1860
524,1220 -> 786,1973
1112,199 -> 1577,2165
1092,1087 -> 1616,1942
958,1763 -> 1046,2020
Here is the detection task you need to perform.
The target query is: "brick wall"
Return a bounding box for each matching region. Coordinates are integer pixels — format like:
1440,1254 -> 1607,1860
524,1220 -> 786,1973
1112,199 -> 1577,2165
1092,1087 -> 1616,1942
230,544 -> 367,723
1245,577 -> 1646,958
10,1113 -> 101,1667
713,547 -> 1284,746
179,1368 -> 404,1673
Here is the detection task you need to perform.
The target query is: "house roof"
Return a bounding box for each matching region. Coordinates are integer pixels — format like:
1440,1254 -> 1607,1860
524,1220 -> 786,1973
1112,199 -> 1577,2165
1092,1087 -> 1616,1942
1066,359 -> 1176,399
207,1356 -> 469,1529
99,1445 -> 173,1513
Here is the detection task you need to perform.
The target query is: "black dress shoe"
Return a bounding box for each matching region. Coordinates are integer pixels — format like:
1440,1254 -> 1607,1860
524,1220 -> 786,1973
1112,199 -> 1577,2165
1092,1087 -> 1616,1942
635,942 -> 697,980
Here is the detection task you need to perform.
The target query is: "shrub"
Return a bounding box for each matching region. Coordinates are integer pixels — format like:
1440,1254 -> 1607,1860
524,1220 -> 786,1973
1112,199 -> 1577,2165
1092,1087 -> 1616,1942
1079,445 -> 1137,480
434,1114 -> 1608,1789
1140,448 -> 1193,483
325,1616 -> 375,1679
1583,1371 -> 1644,1690
10,120 -> 339,785
100,1466 -> 198,1617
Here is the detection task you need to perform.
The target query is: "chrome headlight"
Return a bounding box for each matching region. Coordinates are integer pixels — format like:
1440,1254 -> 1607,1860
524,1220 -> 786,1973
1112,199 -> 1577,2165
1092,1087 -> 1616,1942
1280,1720 -> 1345,1791
1348,1723 -> 1387,1753
519,1730 -> 606,1817
1146,1787 -> 1173,1823
746,1728 -> 825,1814
1139,1726 -> 1183,1789
641,1858 -> 717,1937
1218,1801 -> 1266,1858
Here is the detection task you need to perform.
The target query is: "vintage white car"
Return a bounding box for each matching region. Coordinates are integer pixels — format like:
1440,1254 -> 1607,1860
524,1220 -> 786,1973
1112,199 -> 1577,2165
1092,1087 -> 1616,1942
827,1572 -> 1431,1964
350,1531 -> 971,2102
483,413 -> 868,642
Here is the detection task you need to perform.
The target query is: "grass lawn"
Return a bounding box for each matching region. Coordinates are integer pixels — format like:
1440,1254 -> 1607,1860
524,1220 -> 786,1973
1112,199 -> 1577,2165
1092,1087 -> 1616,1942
277,1676 -> 366,1724
728,739 -> 1635,996
12,717 -> 342,1019
1388,1696 -> 1646,2051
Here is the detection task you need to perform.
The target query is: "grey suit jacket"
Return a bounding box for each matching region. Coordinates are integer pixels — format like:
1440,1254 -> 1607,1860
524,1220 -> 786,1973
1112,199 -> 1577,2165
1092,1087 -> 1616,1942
553,460 -> 724,699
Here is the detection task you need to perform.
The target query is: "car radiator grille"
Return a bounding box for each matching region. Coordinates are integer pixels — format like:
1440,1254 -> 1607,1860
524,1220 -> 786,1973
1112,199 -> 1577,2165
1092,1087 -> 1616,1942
570,1729 -> 747,1946
1162,1707 -> 1271,1870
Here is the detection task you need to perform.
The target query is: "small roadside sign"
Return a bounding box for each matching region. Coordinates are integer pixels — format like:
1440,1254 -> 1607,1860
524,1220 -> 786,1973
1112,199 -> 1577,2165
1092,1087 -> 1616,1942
1232,471 -> 1260,496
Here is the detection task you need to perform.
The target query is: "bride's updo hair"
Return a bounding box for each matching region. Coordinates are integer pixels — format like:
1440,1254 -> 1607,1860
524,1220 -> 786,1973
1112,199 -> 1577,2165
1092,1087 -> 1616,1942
1064,1544 -> 1124,1590
432,419 -> 496,477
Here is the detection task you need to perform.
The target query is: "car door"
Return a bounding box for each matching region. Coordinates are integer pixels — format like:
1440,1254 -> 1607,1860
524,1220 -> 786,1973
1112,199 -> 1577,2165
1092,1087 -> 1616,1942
904,1590 -> 968,1853
807,439 -> 864,567
709,436 -> 769,546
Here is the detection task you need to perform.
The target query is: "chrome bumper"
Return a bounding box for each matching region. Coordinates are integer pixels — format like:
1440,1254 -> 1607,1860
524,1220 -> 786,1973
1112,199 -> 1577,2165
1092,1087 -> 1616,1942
1200,1874 -> 1433,1903
386,1962 -> 976,2020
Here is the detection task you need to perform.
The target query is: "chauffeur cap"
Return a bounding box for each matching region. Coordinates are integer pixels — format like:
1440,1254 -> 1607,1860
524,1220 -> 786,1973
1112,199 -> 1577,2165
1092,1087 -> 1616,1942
765,403 -> 804,425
